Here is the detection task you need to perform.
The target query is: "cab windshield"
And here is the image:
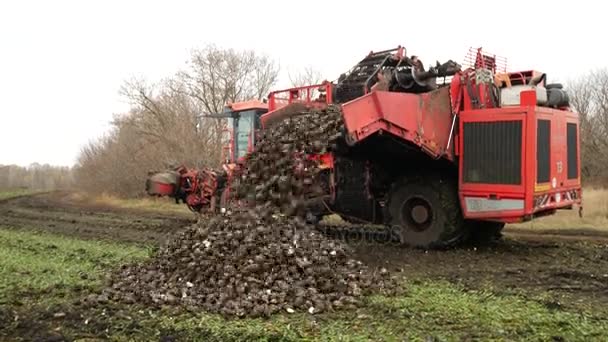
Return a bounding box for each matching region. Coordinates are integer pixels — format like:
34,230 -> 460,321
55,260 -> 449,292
228,109 -> 262,160
234,110 -> 255,159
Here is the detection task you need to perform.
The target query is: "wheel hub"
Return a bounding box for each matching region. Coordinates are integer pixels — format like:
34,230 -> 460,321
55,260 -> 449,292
411,205 -> 429,224
402,197 -> 433,232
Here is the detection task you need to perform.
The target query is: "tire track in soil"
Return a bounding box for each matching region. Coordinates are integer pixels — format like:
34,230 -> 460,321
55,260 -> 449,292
0,191 -> 196,245
343,226 -> 608,310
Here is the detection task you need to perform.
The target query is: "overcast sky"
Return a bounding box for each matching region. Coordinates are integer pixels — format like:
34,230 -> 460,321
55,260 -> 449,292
0,0 -> 605,167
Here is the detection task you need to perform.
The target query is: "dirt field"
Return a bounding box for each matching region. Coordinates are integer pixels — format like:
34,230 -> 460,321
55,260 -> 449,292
0,191 -> 195,245
1,192 -> 608,341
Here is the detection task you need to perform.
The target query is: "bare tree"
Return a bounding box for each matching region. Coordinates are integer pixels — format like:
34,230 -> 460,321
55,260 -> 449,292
568,68 -> 608,183
179,44 -> 280,113
74,45 -> 281,197
175,44 -> 280,167
288,65 -> 323,87
77,76 -> 220,196
118,77 -> 209,165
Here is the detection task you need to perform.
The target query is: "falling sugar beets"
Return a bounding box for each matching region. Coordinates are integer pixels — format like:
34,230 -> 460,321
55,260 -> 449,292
100,106 -> 394,318
231,105 -> 345,214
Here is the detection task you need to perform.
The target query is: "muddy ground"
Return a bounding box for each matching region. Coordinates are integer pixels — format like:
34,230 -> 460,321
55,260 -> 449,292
2,192 -> 608,306
1,192 -> 607,340
0,192 -> 195,245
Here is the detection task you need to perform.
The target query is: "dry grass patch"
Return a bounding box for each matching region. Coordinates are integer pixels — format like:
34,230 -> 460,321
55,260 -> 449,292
0,189 -> 45,201
91,193 -> 192,215
509,187 -> 608,231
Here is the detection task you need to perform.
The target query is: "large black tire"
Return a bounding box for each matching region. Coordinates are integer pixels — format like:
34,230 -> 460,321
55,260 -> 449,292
387,174 -> 469,249
468,220 -> 505,244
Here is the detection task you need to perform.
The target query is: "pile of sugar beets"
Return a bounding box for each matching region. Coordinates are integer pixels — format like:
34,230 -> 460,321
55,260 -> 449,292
99,105 -> 395,318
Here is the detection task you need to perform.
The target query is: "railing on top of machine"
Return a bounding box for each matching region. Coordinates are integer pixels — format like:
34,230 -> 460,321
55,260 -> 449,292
463,47 -> 508,73
267,82 -> 334,112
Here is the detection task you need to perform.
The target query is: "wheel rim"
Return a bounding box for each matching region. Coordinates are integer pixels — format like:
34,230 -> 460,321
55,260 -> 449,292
401,196 -> 433,232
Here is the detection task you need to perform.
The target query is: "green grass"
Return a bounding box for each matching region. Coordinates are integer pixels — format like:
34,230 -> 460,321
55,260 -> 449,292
0,227 -> 150,304
0,188 -> 41,201
366,283 -> 607,341
1,228 -> 607,341
65,281 -> 605,341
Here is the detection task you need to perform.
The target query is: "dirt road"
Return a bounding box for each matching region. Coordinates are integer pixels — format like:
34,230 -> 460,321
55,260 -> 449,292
1,192 -> 607,311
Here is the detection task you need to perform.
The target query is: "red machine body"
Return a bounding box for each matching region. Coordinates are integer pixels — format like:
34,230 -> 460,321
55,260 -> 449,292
147,46 -> 582,248
337,79 -> 581,223
311,47 -> 581,224
458,100 -> 581,222
146,165 -> 220,212
340,86 -> 455,159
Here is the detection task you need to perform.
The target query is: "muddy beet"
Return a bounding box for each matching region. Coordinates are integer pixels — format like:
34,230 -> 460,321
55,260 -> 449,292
101,106 -> 395,318
103,212 -> 391,317
231,105 -> 344,214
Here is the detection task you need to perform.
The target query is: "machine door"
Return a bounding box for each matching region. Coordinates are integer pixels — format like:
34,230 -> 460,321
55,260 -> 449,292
232,110 -> 255,160
458,108 -> 527,221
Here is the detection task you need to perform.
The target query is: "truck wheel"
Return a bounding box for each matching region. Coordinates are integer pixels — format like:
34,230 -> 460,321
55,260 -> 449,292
468,220 -> 505,244
387,176 -> 468,249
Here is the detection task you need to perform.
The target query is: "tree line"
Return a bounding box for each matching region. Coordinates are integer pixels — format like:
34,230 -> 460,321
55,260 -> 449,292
568,69 -> 608,184
74,45 -> 282,197
0,164 -> 73,191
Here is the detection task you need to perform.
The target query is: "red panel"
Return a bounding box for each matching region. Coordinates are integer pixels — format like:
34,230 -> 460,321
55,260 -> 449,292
533,107 -> 581,205
341,87 -> 455,160
308,152 -> 334,169
341,93 -> 382,136
459,105 -> 582,222
227,100 -> 267,112
520,90 -> 537,106
148,182 -> 176,196
458,107 -> 527,220
524,106 -> 535,214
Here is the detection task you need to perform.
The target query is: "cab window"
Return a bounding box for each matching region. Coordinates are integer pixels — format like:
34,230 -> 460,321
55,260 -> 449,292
234,110 -> 255,159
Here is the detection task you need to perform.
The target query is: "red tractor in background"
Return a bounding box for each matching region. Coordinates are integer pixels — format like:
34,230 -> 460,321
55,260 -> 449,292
146,46 -> 582,248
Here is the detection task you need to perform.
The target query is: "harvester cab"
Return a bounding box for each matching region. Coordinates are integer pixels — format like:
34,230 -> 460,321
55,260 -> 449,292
220,101 -> 268,164
145,100 -> 267,212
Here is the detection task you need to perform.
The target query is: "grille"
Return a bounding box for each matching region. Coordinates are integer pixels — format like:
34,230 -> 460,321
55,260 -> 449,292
463,121 -> 522,185
567,123 -> 578,179
537,120 -> 551,183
